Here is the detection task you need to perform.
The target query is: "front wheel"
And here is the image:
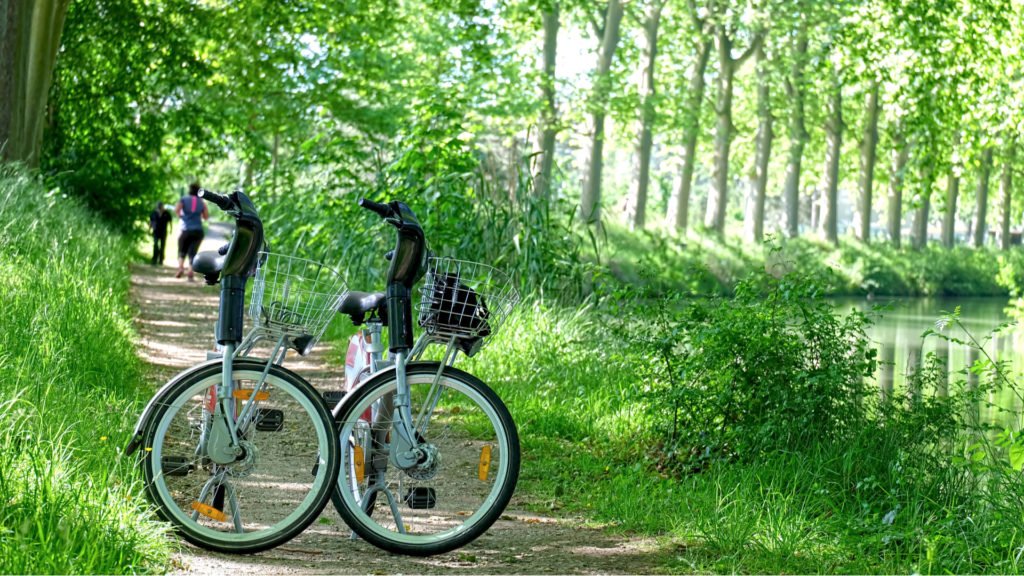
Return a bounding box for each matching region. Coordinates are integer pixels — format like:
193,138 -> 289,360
141,359 -> 340,553
332,363 -> 520,556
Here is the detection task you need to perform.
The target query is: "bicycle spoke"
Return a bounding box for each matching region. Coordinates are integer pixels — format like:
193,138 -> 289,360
225,482 -> 244,534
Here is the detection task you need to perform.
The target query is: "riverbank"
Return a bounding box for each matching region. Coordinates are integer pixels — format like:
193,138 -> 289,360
604,224 -> 1024,298
461,278 -> 1024,574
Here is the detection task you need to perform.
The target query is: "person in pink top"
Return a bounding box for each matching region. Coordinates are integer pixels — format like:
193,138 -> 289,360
174,182 -> 209,281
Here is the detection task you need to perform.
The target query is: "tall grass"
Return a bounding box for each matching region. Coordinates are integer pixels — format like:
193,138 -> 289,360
0,165 -> 169,573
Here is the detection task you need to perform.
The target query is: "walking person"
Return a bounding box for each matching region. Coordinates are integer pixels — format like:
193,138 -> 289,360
175,182 -> 208,281
148,201 -> 173,265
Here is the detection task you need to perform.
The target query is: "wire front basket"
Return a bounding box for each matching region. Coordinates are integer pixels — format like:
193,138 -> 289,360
417,257 -> 519,352
249,252 -> 347,354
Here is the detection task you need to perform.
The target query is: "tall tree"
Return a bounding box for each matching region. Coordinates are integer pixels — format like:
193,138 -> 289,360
580,0 -> 625,226
534,2 -> 560,200
886,130 -> 909,247
822,69 -> 843,245
705,1 -> 762,234
998,140 -> 1016,250
0,0 -> 71,167
857,80 -> 881,242
624,0 -> 665,230
973,147 -> 994,248
746,40 -> 773,242
910,157 -> 935,250
940,133 -> 961,248
781,20 -> 809,238
666,32 -> 711,232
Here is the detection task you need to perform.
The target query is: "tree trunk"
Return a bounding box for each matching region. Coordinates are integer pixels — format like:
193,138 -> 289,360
887,133 -> 910,248
999,141 -> 1016,250
748,42 -> 772,243
973,147 -> 993,248
0,0 -> 17,156
706,30 -> 735,234
822,74 -> 843,245
625,1 -> 663,230
857,81 -> 880,242
941,134 -> 961,248
783,27 -> 809,238
667,38 -> 711,232
580,0 -> 624,226
534,4 -> 559,200
1,0 -> 70,166
911,161 -> 933,250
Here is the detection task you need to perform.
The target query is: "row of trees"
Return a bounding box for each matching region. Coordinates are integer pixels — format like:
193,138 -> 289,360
556,0 -> 1023,250
2,0 -> 1022,251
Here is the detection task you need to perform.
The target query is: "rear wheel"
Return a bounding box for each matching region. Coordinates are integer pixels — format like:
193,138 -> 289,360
141,360 -> 339,553
332,363 -> 520,556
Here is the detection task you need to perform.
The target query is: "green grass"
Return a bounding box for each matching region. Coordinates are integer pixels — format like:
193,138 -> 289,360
0,166 -> 170,573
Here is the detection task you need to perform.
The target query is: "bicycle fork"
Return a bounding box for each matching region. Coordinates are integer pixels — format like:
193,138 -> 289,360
351,335 -> 461,535
193,343 -> 278,530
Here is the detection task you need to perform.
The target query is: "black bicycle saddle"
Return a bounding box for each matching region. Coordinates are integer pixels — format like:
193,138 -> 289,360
192,250 -> 226,285
338,291 -> 387,325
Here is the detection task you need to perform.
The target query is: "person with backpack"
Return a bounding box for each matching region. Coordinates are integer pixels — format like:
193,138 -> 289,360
148,201 -> 173,265
174,182 -> 209,281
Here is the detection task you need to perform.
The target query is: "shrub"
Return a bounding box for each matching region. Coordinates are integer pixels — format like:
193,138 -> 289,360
619,273 -> 877,472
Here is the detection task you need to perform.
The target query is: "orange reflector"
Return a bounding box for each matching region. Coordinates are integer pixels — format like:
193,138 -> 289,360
191,501 -> 228,522
232,389 -> 269,401
354,446 -> 365,483
478,445 -> 492,481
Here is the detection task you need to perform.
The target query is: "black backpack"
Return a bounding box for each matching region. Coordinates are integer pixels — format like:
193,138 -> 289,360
421,273 -> 491,355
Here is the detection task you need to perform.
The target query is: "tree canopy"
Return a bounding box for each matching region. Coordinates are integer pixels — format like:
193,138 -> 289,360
1,0 -> 1022,249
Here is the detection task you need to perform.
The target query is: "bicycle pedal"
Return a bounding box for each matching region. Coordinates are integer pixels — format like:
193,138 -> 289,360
255,408 -> 284,431
322,390 -> 345,410
404,487 -> 436,509
161,455 -> 195,477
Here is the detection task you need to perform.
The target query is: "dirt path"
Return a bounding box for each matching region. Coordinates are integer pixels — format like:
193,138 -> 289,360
130,237 -> 667,575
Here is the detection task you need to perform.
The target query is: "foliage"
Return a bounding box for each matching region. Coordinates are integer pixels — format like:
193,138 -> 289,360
0,166 -> 169,573
261,92 -> 601,302
43,0 -> 211,232
615,273 -> 877,472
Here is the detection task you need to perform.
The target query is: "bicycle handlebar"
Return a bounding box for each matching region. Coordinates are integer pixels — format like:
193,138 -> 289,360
199,188 -> 233,211
358,198 -> 395,219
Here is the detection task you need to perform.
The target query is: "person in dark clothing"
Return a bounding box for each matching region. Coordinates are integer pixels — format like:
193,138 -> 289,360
175,182 -> 209,281
149,201 -> 173,265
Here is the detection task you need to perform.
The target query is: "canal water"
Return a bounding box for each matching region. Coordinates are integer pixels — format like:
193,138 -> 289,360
835,296 -> 1024,429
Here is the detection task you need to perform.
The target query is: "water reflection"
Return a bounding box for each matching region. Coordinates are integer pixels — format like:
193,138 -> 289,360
835,297 -> 1023,430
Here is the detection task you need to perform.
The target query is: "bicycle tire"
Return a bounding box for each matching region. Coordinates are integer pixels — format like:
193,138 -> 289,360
332,362 -> 520,556
141,359 -> 340,553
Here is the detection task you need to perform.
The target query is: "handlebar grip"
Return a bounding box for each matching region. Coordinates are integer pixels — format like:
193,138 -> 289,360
358,198 -> 394,219
199,188 -> 233,211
